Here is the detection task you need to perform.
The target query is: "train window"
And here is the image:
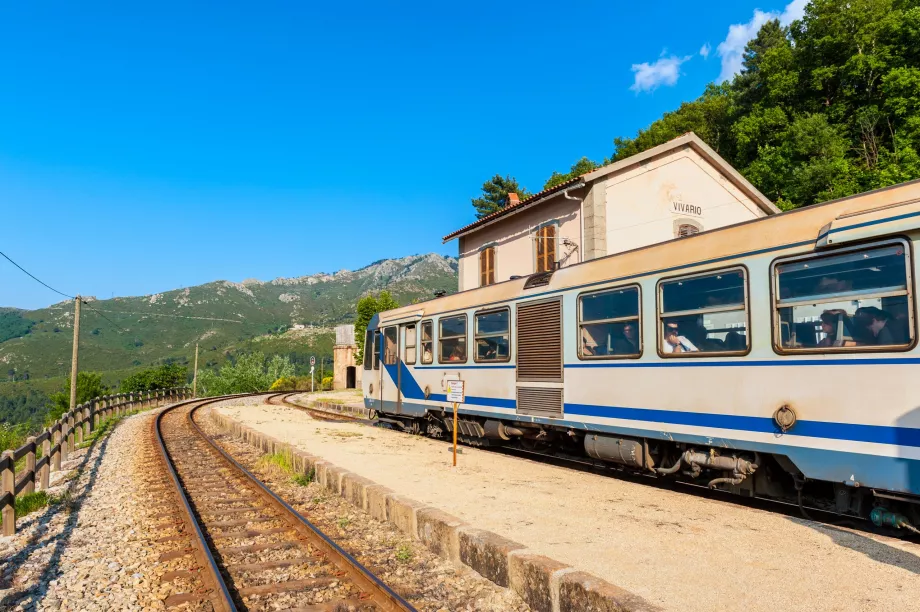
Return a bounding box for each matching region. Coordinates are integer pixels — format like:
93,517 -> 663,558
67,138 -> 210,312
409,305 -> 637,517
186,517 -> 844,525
383,327 -> 398,366
420,320 -> 433,364
363,330 -> 373,370
578,285 -> 641,359
439,315 -> 467,363
475,309 -> 510,361
658,268 -> 749,356
404,324 -> 417,364
774,242 -> 913,351
373,331 -> 381,370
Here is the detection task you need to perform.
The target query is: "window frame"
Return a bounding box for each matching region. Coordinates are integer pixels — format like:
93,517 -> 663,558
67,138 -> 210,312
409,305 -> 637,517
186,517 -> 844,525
534,222 -> 558,274
480,246 -> 496,287
437,314 -> 468,364
419,319 -> 434,364
383,326 -> 399,366
404,323 -> 417,365
656,265 -> 751,359
769,238 -> 916,355
363,329 -> 373,370
473,307 -> 512,363
373,330 -> 381,370
576,284 -> 642,361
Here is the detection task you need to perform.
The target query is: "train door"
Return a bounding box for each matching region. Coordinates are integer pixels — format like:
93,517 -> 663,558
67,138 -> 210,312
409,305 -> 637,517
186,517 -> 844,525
515,298 -> 564,418
381,326 -> 400,413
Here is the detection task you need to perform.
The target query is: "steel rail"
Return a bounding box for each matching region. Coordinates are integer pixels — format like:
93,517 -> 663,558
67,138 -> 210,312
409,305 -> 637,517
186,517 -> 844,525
154,397 -> 239,612
187,400 -> 417,612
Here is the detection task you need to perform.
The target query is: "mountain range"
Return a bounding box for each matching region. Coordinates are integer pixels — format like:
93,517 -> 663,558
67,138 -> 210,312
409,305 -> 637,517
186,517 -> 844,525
0,253 -> 457,396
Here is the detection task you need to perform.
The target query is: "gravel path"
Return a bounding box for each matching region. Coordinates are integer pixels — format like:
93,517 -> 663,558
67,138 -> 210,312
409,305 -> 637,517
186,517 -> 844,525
198,406 -> 530,612
0,408 -> 181,611
216,400 -> 920,612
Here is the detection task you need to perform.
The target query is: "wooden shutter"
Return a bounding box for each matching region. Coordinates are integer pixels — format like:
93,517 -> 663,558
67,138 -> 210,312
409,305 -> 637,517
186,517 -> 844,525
535,226 -> 556,273
480,247 -> 495,286
516,299 -> 562,382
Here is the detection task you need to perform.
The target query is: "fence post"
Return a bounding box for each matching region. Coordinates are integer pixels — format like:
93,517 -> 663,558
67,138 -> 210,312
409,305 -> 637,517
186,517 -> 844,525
40,434 -> 51,490
2,450 -> 14,536
75,405 -> 84,446
52,426 -> 62,472
24,437 -> 36,495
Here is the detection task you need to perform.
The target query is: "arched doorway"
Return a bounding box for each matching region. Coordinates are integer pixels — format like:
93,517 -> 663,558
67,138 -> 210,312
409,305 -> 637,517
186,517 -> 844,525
346,366 -> 356,389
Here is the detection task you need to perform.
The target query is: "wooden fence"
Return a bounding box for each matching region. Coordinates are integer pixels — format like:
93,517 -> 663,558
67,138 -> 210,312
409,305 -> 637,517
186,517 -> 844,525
0,386 -> 191,536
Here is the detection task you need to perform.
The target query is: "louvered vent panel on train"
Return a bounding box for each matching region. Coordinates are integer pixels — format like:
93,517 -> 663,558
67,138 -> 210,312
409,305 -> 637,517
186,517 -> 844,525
516,387 -> 563,417
516,299 -> 562,382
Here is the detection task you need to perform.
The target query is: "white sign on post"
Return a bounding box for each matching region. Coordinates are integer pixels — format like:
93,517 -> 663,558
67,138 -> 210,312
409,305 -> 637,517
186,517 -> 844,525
446,379 -> 465,403
310,356 -> 316,366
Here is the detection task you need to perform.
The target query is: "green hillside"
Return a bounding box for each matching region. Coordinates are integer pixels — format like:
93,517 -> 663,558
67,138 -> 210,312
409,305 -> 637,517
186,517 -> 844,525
0,253 -> 457,426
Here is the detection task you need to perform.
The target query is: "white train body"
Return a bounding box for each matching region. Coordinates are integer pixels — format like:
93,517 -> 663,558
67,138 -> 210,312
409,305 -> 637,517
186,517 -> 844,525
362,181 -> 920,516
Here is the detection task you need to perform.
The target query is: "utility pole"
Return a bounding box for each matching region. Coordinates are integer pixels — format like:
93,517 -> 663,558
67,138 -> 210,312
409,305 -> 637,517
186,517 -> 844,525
69,296 -> 81,411
193,343 -> 199,397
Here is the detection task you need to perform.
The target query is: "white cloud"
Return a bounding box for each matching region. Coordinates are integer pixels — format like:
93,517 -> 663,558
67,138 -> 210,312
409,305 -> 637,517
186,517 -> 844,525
700,43 -> 711,59
715,0 -> 806,83
630,53 -> 692,93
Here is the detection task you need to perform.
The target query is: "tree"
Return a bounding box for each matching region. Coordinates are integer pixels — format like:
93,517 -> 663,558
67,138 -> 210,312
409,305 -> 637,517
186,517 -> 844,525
355,290 -> 400,361
197,352 -> 295,396
121,363 -> 188,394
542,157 -> 600,190
471,174 -> 532,219
605,1 -> 920,208
47,372 -> 108,424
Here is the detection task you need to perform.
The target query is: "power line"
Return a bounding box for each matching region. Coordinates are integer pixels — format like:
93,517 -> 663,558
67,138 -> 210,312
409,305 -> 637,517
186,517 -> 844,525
0,249 -> 75,299
80,301 -> 129,334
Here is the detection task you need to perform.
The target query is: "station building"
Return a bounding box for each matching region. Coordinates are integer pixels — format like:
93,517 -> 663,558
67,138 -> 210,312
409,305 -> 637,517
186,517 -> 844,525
332,324 -> 361,390
444,132 -> 780,292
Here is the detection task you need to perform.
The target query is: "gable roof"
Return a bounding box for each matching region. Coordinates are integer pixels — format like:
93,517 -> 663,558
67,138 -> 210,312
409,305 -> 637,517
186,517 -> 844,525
443,132 -> 778,243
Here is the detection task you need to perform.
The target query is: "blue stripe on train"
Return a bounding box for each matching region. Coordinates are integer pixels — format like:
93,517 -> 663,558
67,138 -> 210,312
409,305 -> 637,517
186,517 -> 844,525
368,397 -> 920,494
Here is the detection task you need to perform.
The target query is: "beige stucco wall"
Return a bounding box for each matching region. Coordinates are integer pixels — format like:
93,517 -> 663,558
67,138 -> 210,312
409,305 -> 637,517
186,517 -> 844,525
458,197 -> 582,291
601,146 -> 767,256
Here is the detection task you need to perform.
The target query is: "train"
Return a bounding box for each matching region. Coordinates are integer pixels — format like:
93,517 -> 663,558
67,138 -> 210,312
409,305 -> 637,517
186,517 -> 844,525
362,179 -> 920,529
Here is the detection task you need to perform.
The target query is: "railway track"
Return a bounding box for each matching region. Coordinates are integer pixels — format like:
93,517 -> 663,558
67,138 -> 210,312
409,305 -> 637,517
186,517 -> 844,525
271,393 -> 918,540
152,396 -> 416,611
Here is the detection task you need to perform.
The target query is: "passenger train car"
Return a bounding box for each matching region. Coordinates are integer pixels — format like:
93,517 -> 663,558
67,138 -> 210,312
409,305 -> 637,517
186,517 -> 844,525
362,180 -> 920,526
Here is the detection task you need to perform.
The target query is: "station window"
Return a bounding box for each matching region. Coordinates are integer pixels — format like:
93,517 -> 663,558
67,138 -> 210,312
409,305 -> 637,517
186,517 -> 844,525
774,241 -> 913,352
363,330 -> 373,370
439,315 -> 467,363
373,330 -> 381,370
578,285 -> 641,359
475,309 -> 510,361
535,225 -> 556,273
480,247 -> 496,287
404,324 -> 417,364
658,268 -> 749,356
420,320 -> 433,364
383,327 -> 398,366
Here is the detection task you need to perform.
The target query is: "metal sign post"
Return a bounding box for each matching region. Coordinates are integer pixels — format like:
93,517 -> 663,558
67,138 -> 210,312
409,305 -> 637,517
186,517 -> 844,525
310,356 -> 316,393
445,380 -> 465,467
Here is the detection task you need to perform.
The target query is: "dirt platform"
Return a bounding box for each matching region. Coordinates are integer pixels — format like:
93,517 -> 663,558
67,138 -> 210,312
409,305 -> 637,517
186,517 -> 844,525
214,399 -> 920,612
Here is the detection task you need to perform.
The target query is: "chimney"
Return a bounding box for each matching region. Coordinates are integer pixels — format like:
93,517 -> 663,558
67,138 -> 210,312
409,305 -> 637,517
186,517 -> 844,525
507,192 -> 520,207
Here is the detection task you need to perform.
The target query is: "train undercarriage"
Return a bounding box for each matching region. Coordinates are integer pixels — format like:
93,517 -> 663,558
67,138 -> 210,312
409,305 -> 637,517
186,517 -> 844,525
376,409 -> 920,535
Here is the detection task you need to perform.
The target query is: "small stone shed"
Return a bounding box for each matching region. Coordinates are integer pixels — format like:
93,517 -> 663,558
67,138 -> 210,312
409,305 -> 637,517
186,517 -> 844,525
333,324 -> 362,390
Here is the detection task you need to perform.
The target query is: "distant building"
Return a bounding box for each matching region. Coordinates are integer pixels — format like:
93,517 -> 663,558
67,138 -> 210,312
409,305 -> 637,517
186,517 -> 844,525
333,324 -> 361,390
291,323 -> 306,331
443,132 -> 779,292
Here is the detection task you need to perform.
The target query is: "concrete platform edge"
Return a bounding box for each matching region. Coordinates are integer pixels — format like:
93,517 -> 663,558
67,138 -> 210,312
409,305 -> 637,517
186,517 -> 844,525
208,409 -> 660,612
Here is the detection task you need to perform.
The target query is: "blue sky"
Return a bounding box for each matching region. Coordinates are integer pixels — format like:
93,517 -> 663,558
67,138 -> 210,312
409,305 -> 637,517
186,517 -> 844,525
0,0 -> 804,309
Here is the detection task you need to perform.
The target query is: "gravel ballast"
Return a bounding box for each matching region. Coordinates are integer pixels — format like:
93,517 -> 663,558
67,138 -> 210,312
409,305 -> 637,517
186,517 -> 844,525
215,399 -> 920,612
0,408 -> 177,611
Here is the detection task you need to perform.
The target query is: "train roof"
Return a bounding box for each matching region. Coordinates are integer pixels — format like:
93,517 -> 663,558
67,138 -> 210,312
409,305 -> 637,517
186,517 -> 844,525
377,179 -> 920,326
